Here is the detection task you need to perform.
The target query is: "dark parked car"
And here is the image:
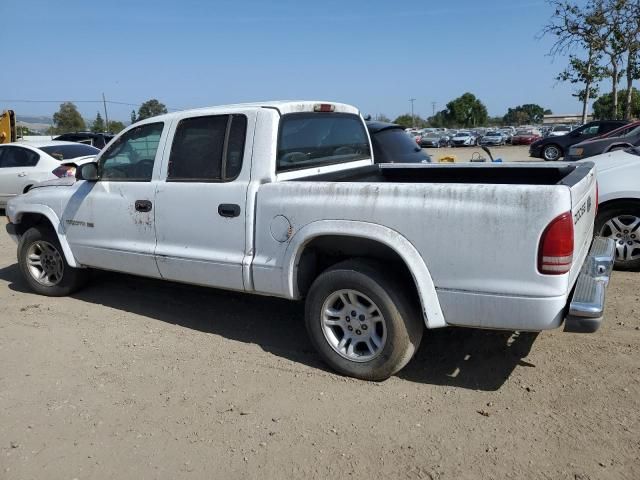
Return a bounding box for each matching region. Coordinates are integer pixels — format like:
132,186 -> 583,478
529,120 -> 628,161
53,132 -> 115,149
367,121 -> 432,164
566,121 -> 640,161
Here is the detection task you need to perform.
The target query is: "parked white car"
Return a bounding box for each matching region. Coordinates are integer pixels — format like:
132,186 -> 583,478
584,146 -> 640,270
0,141 -> 99,207
5,101 -> 614,380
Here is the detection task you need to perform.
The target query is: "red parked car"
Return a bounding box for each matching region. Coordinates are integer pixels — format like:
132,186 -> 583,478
511,129 -> 542,145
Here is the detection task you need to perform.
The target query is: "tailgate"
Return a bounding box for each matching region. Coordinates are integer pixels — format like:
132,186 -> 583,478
566,162 -> 598,286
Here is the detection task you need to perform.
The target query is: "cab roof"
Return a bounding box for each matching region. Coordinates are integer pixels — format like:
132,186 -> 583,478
136,101 -> 361,124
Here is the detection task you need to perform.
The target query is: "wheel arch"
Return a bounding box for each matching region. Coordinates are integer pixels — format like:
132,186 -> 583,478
11,206 -> 80,268
283,220 -> 445,329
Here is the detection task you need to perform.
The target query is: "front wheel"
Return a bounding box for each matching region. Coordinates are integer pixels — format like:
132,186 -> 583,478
595,204 -> 640,270
18,227 -> 89,296
543,144 -> 562,161
305,260 -> 423,381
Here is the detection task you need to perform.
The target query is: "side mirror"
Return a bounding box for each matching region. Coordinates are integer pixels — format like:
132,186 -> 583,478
76,162 -> 99,181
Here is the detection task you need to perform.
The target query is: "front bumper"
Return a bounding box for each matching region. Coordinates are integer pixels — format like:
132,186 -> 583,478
564,236 -> 616,333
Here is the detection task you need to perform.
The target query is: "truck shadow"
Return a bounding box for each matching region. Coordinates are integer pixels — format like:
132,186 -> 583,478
0,264 -> 537,391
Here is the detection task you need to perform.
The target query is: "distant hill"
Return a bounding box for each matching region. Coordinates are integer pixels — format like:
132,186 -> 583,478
16,114 -> 53,124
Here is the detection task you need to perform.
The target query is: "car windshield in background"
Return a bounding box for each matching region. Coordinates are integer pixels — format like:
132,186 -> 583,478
372,128 -> 430,164
277,113 -> 371,172
554,126 -> 571,131
622,126 -> 640,138
487,132 -> 500,136
40,144 -> 100,160
515,130 -> 532,136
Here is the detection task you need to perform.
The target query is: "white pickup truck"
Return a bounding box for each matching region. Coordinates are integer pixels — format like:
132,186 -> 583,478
5,101 -> 615,380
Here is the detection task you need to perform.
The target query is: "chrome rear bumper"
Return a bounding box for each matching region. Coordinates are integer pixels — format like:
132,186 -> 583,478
564,237 -> 616,333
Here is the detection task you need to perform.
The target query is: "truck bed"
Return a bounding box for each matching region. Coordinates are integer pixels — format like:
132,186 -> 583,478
297,162 -> 592,187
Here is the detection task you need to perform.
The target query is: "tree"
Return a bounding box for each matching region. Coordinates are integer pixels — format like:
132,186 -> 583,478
593,88 -> 640,119
52,102 -> 86,134
137,99 -> 167,121
441,93 -> 488,128
503,104 -> 548,125
91,112 -> 106,133
556,53 -> 605,123
130,110 -> 137,124
107,120 -> 126,134
393,114 -> 427,128
542,0 -> 606,123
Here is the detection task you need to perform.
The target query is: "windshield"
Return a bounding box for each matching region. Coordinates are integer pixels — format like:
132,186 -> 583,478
40,144 -> 100,160
456,132 -> 470,137
371,128 -> 430,164
486,132 -> 500,136
515,130 -> 531,136
277,113 -> 371,172
554,126 -> 571,132
622,125 -> 640,138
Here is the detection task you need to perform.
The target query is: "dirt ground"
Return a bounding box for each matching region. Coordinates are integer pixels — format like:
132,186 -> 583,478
0,221 -> 639,479
423,144 -> 536,163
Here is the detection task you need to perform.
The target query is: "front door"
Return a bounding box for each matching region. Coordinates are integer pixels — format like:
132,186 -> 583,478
62,122 -> 167,278
153,112 -> 252,291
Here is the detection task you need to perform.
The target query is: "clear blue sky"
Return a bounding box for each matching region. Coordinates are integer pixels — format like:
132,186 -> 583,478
0,0 -> 592,123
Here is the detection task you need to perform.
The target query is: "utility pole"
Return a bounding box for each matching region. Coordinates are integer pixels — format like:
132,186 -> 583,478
409,98 -> 416,128
102,93 -> 109,133
431,101 -> 437,117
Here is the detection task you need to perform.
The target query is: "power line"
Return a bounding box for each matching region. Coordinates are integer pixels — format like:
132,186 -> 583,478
0,98 -> 184,111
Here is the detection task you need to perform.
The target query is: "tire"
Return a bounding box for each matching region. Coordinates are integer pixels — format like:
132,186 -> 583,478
543,144 -> 562,161
18,226 -> 89,296
595,203 -> 640,271
305,259 -> 423,381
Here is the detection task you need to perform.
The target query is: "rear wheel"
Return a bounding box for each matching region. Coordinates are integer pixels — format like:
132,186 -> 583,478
595,203 -> 640,270
18,227 -> 89,296
305,259 -> 423,381
543,144 -> 562,161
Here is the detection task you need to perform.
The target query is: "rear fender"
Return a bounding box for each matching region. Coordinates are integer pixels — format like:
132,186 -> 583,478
283,220 -> 446,329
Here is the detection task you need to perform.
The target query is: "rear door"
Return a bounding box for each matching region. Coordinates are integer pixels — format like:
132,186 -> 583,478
0,146 -> 40,203
153,111 -> 253,291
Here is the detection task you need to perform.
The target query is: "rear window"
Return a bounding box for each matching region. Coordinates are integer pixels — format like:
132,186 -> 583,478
40,144 -> 100,160
277,113 -> 371,172
371,128 -> 430,164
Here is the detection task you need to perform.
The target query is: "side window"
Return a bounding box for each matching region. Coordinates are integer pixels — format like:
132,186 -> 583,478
582,125 -> 600,135
99,122 -> 163,181
168,114 -> 246,182
0,147 -> 39,168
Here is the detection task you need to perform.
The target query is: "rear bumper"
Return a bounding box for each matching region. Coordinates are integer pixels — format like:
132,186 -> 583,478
564,236 -> 615,333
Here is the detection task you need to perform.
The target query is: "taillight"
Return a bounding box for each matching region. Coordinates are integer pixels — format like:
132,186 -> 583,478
595,182 -> 599,216
52,165 -> 76,178
538,212 -> 574,275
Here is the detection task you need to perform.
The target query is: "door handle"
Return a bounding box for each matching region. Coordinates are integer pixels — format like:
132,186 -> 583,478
218,203 -> 240,218
135,200 -> 153,212
17,172 -> 26,177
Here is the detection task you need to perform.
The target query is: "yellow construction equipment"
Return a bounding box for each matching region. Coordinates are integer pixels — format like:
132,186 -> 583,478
0,110 -> 16,144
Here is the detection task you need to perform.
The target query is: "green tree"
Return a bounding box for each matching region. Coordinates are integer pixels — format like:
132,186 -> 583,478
503,104 -> 548,125
137,99 -> 168,121
441,93 -> 488,127
392,114 -> 427,128
107,120 -> 126,134
130,110 -> 137,124
52,102 -> 86,133
592,87 -> 640,119
91,112 -> 106,133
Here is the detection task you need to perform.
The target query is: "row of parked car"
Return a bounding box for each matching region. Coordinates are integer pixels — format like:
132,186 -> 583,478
406,126 -> 546,148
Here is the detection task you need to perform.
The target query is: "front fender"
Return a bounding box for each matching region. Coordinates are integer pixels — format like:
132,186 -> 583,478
283,220 -> 446,329
7,202 -> 80,268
